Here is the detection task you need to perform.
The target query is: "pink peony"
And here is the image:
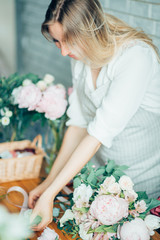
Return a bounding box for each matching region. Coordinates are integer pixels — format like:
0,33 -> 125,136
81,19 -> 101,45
46,85 -> 66,98
90,195 -> 128,225
36,85 -> 67,120
119,218 -> 150,240
17,84 -> 42,110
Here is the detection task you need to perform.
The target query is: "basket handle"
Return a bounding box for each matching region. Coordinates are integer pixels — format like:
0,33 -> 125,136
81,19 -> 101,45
31,135 -> 42,148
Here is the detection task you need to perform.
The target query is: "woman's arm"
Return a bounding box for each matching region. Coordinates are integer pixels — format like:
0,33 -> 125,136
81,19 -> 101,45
31,134 -> 101,231
47,134 -> 101,197
44,125 -> 88,184
28,125 -> 88,208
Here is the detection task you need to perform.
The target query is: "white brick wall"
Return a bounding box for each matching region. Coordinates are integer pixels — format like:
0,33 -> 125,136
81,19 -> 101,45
16,0 -> 160,87
101,0 -> 160,50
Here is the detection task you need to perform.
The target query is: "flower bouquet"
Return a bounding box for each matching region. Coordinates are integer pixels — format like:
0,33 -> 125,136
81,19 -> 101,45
0,73 -> 68,172
55,160 -> 160,240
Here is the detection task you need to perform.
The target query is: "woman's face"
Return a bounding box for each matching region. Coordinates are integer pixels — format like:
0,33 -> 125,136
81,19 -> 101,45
48,22 -> 80,60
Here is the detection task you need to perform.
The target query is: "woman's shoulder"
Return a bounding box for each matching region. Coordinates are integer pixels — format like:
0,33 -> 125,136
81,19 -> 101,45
117,40 -> 155,61
108,40 -> 158,71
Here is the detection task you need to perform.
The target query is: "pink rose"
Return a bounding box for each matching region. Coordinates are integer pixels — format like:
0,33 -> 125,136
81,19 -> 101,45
90,195 -> 128,225
119,218 -> 150,240
17,84 -> 42,110
36,85 -> 67,120
150,196 -> 160,217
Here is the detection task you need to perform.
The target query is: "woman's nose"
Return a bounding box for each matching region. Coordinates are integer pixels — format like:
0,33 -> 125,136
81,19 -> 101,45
61,43 -> 70,56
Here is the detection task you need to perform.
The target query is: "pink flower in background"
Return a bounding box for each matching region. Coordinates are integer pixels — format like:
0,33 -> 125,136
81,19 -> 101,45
46,85 -> 66,98
17,84 -> 42,110
150,196 -> 160,217
90,195 -> 128,225
36,85 -> 67,120
68,87 -> 73,96
119,218 -> 150,240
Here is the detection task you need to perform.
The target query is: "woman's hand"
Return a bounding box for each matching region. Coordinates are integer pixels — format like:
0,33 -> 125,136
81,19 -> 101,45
28,181 -> 50,209
30,192 -> 54,231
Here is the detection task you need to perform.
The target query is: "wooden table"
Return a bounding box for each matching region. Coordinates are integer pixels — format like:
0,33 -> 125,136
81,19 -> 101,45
0,178 -> 160,240
0,178 -> 73,240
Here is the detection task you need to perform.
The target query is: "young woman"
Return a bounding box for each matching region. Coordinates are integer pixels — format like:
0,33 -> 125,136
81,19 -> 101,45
28,0 -> 160,231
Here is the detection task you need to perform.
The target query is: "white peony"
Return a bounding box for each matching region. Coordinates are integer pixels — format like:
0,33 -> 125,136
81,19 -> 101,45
73,184 -> 93,208
135,200 -> 147,213
22,79 -> 32,86
107,182 -> 121,195
99,176 -> 116,195
36,80 -> 47,91
144,214 -> 160,236
60,209 -> 74,227
1,116 -> 10,126
43,74 -> 55,84
119,176 -> 134,191
79,224 -> 93,240
11,86 -> 23,104
103,175 -> 116,188
119,218 -> 150,240
124,189 -> 138,202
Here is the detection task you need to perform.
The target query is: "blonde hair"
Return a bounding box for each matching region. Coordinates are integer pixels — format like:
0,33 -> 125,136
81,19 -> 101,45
42,0 -> 160,68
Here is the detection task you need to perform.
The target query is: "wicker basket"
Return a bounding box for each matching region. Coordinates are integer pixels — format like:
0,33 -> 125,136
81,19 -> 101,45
0,135 -> 45,183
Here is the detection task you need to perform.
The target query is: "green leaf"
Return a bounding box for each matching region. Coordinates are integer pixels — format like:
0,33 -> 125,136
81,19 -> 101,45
87,169 -> 95,184
117,165 -> 129,171
86,161 -> 94,170
73,177 -> 81,189
104,226 -> 117,233
95,168 -> 106,176
74,207 -> 89,213
129,201 -> 135,210
60,203 -> 67,211
92,225 -> 106,233
53,207 -> 60,217
81,173 -> 88,181
113,169 -> 125,177
137,191 -> 148,200
31,215 -> 42,226
145,199 -> 160,212
105,160 -> 115,174
81,167 -> 87,174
